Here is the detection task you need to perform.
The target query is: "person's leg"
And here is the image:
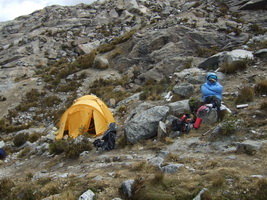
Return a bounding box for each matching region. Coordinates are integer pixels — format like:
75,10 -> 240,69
205,96 -> 221,109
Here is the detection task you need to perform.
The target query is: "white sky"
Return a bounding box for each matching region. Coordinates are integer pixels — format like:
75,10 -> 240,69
0,0 -> 96,22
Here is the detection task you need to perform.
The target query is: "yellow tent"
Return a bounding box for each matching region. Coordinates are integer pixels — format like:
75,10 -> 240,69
56,95 -> 115,139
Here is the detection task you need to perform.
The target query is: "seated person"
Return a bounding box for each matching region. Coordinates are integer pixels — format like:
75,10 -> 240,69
201,72 -> 223,110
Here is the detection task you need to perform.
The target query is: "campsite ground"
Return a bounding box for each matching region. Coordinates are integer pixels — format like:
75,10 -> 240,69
1,125 -> 267,199
0,58 -> 267,199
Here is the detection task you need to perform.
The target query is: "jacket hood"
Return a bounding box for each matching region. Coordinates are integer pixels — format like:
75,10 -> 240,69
206,72 -> 218,82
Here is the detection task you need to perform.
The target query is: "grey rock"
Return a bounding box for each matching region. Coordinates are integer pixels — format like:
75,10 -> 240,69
161,163 -> 184,174
78,189 -> 95,200
193,188 -> 208,200
167,100 -> 190,116
124,104 -> 169,144
121,179 -> 134,198
172,83 -> 195,98
148,156 -> 164,168
236,140 -> 263,155
157,121 -> 167,139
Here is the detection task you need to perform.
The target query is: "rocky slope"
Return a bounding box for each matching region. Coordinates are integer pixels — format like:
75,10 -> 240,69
0,0 -> 267,199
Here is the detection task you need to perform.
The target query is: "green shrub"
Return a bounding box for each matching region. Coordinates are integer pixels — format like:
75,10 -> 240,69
219,60 -> 247,74
43,96 -> 62,107
29,132 -> 41,143
254,80 -> 267,95
75,50 -> 96,69
16,102 -> 39,112
56,81 -> 81,93
13,132 -> 29,147
25,89 -> 41,102
138,79 -> 169,101
219,116 -> 238,136
88,77 -> 130,103
49,140 -> 67,155
49,138 -> 92,159
235,86 -> 254,104
64,138 -> 92,159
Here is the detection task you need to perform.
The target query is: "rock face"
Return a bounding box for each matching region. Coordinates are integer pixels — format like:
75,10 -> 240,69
0,0 -> 266,120
0,1 -> 267,200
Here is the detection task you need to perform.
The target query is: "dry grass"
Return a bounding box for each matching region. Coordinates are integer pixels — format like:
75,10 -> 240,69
195,46 -> 219,57
260,101 -> 267,113
0,178 -> 14,199
249,23 -> 267,35
220,60 -> 248,74
235,86 -> 254,104
254,79 -> 267,95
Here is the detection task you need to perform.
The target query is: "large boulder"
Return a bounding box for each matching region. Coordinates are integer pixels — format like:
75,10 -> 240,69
172,83 -> 195,98
167,100 -> 191,116
239,0 -> 267,10
124,103 -> 169,144
198,49 -> 254,70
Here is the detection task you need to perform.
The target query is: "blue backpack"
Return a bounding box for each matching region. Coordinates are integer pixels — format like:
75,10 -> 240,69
0,148 -> 6,159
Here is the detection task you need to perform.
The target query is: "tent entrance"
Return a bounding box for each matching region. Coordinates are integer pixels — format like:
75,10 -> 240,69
87,117 -> 96,135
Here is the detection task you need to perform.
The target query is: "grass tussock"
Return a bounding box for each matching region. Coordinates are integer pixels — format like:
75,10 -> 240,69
13,132 -> 29,147
97,29 -> 137,53
254,79 -> 267,95
183,58 -> 193,69
195,46 -> 219,57
235,86 -> 254,104
43,96 -> 62,107
0,178 -> 15,199
49,138 -> 92,159
219,60 -> 248,74
0,120 -> 32,134
151,172 -> 165,185
88,76 -> 130,103
260,101 -> 267,113
248,40 -> 267,51
249,24 -> 267,35
130,174 -> 202,200
29,132 -> 41,143
139,79 -> 170,101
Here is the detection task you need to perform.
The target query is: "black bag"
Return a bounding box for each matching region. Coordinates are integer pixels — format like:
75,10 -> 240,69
171,118 -> 184,132
171,114 -> 193,133
102,131 -> 116,150
93,123 -> 117,151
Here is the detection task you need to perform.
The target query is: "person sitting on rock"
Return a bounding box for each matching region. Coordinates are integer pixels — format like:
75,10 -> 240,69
201,72 -> 223,110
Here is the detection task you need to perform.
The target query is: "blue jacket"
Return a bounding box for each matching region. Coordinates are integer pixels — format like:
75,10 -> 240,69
201,72 -> 223,101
